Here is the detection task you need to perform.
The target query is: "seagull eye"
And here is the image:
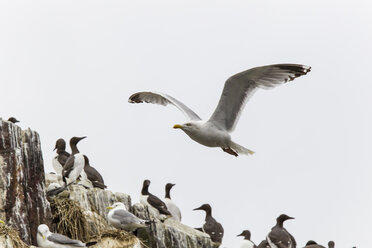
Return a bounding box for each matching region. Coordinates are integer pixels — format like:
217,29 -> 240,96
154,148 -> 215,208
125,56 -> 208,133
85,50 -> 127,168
185,123 -> 191,126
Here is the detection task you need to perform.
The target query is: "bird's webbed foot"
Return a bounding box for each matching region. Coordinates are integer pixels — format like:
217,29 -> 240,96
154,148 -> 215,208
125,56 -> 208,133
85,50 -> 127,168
222,147 -> 238,157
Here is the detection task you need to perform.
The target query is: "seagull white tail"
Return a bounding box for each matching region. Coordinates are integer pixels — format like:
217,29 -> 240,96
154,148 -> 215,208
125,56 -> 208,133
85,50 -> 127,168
230,141 -> 255,155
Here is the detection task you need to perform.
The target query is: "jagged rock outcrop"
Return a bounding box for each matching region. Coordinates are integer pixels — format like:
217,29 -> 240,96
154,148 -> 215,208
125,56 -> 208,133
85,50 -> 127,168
0,118 -> 215,247
0,119 -> 51,245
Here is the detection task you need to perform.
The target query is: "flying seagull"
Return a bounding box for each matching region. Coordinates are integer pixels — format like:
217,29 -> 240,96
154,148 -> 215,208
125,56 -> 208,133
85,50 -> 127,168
37,224 -> 96,247
129,64 -> 311,156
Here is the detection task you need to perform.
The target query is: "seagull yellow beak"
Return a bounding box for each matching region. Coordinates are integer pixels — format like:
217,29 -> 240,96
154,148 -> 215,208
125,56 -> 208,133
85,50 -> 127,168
173,124 -> 182,129
0,220 -> 4,224
106,206 -> 113,210
43,235 -> 46,240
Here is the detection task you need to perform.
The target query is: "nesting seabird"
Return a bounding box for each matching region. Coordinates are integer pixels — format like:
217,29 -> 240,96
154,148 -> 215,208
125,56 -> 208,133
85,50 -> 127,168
267,214 -> 296,248
46,182 -> 66,197
304,241 -> 325,248
37,224 -> 96,247
238,230 -> 257,248
140,179 -> 172,218
193,204 -> 224,244
79,155 -> 107,189
129,64 -> 311,156
328,241 -> 335,248
107,202 -> 149,232
164,183 -> 181,222
7,117 -> 19,123
52,138 -> 70,175
62,136 -> 86,186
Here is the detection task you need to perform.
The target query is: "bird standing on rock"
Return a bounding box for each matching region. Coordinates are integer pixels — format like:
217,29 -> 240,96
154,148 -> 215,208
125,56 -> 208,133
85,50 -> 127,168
140,179 -> 172,219
79,155 -> 107,189
7,117 -> 19,123
52,138 -> 70,176
107,202 -> 149,232
193,203 -> 224,245
164,183 -> 182,222
129,64 -> 311,156
267,214 -> 296,248
62,136 -> 86,186
238,230 -> 257,248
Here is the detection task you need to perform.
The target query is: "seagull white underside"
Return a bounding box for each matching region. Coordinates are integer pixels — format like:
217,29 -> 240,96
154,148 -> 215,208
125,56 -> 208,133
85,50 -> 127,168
129,64 -> 311,156
108,206 -> 147,232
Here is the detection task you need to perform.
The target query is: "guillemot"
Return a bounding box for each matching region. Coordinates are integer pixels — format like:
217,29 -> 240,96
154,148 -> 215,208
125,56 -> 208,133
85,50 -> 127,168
62,136 -> 86,186
164,183 -> 181,222
267,214 -> 296,248
79,155 -> 107,189
193,203 -> 224,245
52,138 -> 70,175
140,179 -> 172,219
238,230 -> 257,248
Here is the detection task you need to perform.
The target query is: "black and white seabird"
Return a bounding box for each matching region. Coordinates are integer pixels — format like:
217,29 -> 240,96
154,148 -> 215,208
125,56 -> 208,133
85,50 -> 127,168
140,179 -> 172,219
62,136 -> 86,186
304,240 -> 325,248
193,204 -> 224,245
107,202 -> 149,232
328,241 -> 335,248
79,155 -> 107,189
267,214 -> 296,248
52,138 -> 70,175
7,117 -> 19,123
258,240 -> 270,248
164,183 -> 182,222
238,230 -> 257,248
37,224 -> 96,247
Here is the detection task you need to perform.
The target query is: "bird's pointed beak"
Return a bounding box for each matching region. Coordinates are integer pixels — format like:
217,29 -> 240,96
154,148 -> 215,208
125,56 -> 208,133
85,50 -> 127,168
42,235 -> 46,240
237,232 -> 244,237
193,207 -> 201,211
173,124 -> 182,129
106,206 -> 113,210
0,220 -> 4,224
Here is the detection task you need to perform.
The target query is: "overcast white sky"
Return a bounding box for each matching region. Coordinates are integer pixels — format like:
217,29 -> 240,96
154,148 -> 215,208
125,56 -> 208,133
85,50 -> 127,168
1,1 -> 372,247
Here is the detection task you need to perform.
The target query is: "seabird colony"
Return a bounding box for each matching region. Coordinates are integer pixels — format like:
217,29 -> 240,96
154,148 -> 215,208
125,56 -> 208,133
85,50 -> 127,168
129,64 -> 311,156
37,63 -> 347,247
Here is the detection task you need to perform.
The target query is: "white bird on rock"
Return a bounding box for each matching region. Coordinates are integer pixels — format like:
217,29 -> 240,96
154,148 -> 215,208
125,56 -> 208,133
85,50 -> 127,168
129,64 -> 311,156
37,224 -> 96,248
107,202 -> 149,232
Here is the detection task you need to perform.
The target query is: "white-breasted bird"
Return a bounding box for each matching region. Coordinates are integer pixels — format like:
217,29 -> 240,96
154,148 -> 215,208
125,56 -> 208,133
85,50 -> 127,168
107,202 -> 149,232
129,64 -> 311,156
62,136 -> 86,186
164,183 -> 181,222
37,224 -> 96,247
238,230 -> 257,248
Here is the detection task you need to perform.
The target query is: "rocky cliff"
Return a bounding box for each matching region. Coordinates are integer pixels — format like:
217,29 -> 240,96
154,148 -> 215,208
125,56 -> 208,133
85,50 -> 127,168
0,119 -> 215,248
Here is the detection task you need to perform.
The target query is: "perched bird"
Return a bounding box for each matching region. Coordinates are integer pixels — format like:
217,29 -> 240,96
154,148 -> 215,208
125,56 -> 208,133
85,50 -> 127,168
164,183 -> 181,222
258,240 -> 271,248
37,224 -> 96,247
7,117 -> 19,123
193,204 -> 224,245
79,155 -> 107,189
140,179 -> 172,218
107,202 -> 149,232
267,214 -> 296,248
52,138 -> 70,175
304,240 -> 325,248
46,182 -> 66,197
238,230 -> 257,248
62,136 -> 86,186
328,241 -> 335,248
129,64 -> 311,156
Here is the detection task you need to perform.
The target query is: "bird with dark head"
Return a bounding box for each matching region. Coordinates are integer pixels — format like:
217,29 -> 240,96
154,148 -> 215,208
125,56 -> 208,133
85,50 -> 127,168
62,136 -> 86,186
267,214 -> 296,248
328,241 -> 335,248
81,155 -> 107,189
304,240 -> 326,248
193,203 -> 224,245
52,138 -> 70,176
164,183 -> 181,222
140,179 -> 172,218
7,117 -> 19,123
238,230 -> 256,248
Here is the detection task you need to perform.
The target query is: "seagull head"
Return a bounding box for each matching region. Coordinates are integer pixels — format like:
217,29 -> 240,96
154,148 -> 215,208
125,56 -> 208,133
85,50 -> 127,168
107,202 -> 126,210
37,224 -> 50,240
173,122 -> 201,133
